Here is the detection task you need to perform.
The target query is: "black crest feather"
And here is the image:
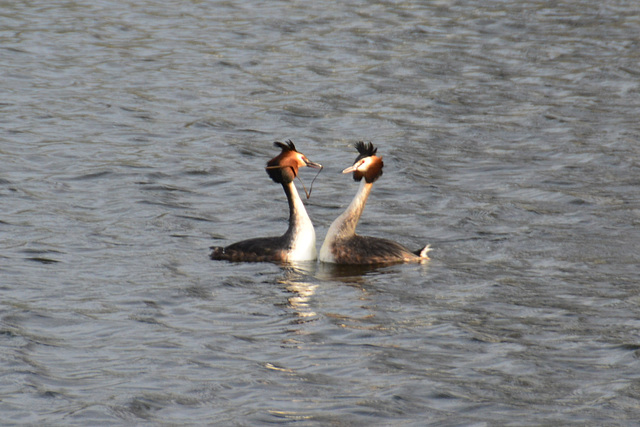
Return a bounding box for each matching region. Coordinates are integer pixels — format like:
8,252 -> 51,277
267,140 -> 298,184
274,139 -> 297,152
351,141 -> 383,183
354,141 -> 377,162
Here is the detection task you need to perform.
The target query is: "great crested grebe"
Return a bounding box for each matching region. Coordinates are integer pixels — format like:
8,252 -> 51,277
319,141 -> 430,265
210,140 -> 322,263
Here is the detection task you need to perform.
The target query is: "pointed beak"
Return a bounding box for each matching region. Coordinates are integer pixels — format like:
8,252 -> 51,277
305,159 -> 323,169
341,164 -> 358,174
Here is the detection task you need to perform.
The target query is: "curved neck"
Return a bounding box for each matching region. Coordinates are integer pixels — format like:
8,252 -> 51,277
283,181 -> 313,235
328,180 -> 373,239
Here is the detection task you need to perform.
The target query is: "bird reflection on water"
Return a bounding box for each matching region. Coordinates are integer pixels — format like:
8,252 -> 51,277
277,261 -> 431,323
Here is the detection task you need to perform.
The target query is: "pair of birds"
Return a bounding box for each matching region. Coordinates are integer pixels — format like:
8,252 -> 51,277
210,140 -> 431,265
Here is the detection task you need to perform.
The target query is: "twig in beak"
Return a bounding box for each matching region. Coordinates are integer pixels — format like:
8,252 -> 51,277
297,165 -> 323,199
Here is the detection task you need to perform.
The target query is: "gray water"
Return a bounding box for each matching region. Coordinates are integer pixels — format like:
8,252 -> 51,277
2,0 -> 640,425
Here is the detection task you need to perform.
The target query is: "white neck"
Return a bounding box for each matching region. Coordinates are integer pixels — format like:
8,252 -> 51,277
283,181 -> 317,261
319,180 -> 372,262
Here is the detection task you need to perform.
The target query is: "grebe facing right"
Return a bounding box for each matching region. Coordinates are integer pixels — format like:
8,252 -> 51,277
319,141 -> 430,265
210,140 -> 322,263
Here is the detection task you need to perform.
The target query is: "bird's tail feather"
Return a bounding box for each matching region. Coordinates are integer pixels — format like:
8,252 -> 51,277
418,244 -> 431,259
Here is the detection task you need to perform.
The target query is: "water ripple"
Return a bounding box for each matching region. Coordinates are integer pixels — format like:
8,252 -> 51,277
2,0 -> 640,425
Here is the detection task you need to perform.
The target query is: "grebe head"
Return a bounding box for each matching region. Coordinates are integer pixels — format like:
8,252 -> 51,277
342,141 -> 384,183
266,140 -> 322,184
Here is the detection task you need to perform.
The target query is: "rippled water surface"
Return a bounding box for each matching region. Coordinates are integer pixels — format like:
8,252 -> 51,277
2,0 -> 640,425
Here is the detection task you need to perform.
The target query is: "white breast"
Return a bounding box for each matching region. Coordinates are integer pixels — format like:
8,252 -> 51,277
287,221 -> 317,261
319,216 -> 342,263
318,239 -> 334,263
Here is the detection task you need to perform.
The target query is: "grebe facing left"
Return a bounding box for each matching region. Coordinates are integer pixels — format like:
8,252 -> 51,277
210,140 -> 322,263
319,141 -> 430,265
